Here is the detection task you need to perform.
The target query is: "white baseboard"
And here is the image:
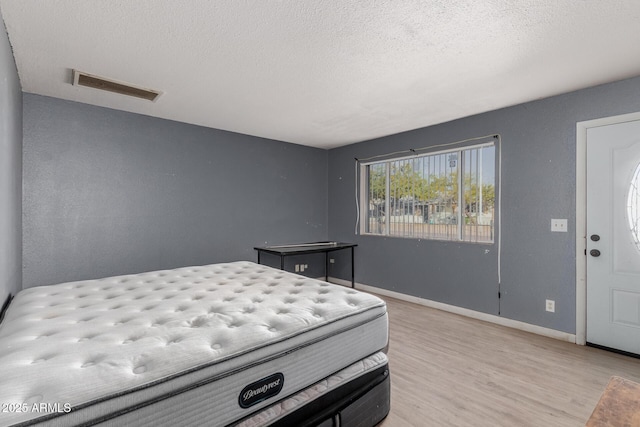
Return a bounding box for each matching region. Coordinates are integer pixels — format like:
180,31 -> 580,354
328,277 -> 577,344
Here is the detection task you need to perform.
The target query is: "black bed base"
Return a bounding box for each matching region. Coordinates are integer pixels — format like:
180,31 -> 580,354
232,363 -> 391,427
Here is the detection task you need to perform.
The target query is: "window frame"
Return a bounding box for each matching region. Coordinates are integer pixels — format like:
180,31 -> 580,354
359,141 -> 496,244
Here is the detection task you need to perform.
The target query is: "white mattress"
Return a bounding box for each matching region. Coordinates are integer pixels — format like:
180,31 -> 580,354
0,261 -> 388,426
91,352 -> 389,427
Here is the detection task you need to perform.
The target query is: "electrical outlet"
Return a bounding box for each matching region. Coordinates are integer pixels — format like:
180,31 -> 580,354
546,299 -> 555,313
295,264 -> 309,273
330,258 -> 335,264
551,219 -> 567,232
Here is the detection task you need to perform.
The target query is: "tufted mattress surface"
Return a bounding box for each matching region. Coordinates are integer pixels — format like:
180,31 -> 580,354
0,261 -> 388,426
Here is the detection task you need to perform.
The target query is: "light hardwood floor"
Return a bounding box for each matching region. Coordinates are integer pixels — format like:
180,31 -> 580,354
377,296 -> 640,427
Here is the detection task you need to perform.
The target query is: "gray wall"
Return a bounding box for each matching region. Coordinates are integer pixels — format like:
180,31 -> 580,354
328,75 -> 640,334
0,16 -> 22,304
23,94 -> 328,288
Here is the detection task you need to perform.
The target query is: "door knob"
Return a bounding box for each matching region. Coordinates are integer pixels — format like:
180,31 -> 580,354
590,234 -> 600,241
590,249 -> 601,257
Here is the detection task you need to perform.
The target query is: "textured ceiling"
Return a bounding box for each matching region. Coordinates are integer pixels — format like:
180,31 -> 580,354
2,1 -> 640,149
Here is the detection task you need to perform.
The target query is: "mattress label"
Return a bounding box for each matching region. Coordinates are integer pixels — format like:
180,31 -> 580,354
238,373 -> 285,409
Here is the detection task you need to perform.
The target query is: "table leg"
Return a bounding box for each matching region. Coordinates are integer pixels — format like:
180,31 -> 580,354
280,255 -> 284,270
351,247 -> 355,288
325,252 -> 329,282
257,251 -> 261,265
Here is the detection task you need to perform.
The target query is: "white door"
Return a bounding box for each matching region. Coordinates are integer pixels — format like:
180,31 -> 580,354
586,119 -> 640,354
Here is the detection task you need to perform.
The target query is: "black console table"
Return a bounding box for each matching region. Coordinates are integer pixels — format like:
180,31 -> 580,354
254,242 -> 357,288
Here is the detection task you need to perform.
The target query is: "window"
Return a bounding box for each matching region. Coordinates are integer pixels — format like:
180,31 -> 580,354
629,161 -> 640,251
361,142 -> 496,243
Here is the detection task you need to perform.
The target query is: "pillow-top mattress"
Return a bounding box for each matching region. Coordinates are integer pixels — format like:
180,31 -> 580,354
0,261 -> 388,426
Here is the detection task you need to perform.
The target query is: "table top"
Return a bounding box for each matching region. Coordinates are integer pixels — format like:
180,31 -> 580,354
254,241 -> 357,255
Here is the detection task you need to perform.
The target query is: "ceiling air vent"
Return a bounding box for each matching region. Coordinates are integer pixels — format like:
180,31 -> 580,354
72,70 -> 161,102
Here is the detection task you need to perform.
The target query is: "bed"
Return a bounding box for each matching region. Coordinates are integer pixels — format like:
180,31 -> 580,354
0,261 -> 390,427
